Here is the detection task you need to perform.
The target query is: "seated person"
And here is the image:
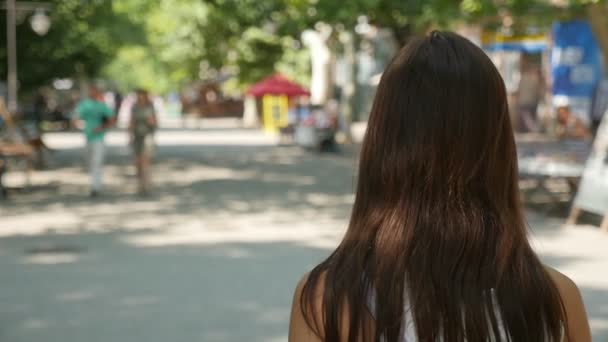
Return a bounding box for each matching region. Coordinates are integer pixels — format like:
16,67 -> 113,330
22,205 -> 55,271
0,98 -> 34,197
556,105 -> 591,140
312,103 -> 338,152
0,98 -> 32,153
279,104 -> 299,141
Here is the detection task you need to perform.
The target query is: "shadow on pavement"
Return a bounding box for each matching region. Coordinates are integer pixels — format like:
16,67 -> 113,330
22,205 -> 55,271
1,130 -> 606,341
0,230 -> 331,342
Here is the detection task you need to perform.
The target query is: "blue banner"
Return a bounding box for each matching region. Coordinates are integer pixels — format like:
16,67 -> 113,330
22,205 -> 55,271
551,21 -> 602,98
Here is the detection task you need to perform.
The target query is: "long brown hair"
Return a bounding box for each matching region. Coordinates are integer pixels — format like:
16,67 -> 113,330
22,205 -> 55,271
300,31 -> 567,341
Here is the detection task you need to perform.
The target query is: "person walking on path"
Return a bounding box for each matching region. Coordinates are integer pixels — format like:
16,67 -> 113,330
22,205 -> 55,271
75,86 -> 115,197
129,89 -> 157,194
516,56 -> 544,132
289,31 -> 590,342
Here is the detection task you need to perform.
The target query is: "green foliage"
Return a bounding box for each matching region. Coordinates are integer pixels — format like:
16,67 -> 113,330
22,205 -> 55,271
3,0 -> 604,97
102,0 -> 604,93
110,0 -> 308,91
233,28 -> 284,85
102,46 -> 171,94
276,37 -> 311,88
144,0 -> 209,84
0,0 -> 143,94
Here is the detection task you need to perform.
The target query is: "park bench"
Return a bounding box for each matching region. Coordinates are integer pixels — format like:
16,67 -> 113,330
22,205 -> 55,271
517,134 -> 590,207
0,142 -> 33,198
0,102 -> 39,198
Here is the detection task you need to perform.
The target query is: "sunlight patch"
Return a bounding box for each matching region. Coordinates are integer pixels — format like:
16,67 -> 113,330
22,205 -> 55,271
0,212 -> 81,237
22,253 -> 79,265
56,291 -> 96,302
22,319 -> 49,330
122,215 -> 344,248
22,244 -> 84,265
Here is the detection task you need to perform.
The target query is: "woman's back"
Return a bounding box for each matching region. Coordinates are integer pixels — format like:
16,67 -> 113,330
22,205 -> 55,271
290,266 -> 589,341
288,31 -> 591,342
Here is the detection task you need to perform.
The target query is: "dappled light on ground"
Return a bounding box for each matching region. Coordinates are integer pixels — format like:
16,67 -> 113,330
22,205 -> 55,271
1,129 -> 607,341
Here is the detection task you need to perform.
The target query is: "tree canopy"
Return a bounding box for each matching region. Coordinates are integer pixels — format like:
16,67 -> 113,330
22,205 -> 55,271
1,0 -> 605,96
0,0 -> 143,95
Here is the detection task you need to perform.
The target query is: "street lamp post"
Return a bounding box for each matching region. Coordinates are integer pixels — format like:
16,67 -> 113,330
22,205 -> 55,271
6,0 -> 17,113
2,0 -> 51,113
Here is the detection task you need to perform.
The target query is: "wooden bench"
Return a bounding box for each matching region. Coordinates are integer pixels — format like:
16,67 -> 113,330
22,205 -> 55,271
517,135 -> 590,206
0,142 -> 34,198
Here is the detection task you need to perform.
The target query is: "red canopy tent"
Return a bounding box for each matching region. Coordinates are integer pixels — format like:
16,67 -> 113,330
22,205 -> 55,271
247,74 -> 310,97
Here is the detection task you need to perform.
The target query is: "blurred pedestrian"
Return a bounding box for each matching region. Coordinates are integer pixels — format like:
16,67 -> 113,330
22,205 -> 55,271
289,31 -> 590,342
516,56 -> 544,132
75,86 -> 115,197
30,89 -> 48,135
129,89 -> 157,194
556,105 -> 591,140
591,78 -> 608,136
0,97 -> 34,197
114,90 -> 124,114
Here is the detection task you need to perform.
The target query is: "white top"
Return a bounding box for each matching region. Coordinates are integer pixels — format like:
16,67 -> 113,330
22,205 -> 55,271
367,288 -> 508,341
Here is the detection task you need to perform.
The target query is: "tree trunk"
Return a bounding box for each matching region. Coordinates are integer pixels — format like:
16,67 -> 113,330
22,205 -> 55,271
586,2 -> 608,65
338,30 -> 357,143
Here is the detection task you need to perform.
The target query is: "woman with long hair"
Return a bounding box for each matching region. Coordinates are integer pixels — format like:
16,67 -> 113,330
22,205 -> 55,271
289,31 -> 590,342
129,88 -> 157,194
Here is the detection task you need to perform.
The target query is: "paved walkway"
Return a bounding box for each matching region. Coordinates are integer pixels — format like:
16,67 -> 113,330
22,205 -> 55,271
0,126 -> 607,341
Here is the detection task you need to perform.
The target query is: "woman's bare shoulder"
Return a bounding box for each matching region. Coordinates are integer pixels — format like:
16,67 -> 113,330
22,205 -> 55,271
543,265 -> 592,342
544,266 -> 579,296
289,272 -> 326,342
289,271 -> 374,342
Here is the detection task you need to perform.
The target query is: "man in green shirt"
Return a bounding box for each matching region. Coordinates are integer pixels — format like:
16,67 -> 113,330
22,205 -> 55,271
75,86 -> 115,196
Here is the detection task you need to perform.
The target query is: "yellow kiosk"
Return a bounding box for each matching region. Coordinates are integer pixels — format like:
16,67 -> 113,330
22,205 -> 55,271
262,95 -> 289,133
247,74 -> 310,133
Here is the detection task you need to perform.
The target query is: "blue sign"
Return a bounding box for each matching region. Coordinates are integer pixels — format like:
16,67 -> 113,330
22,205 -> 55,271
551,21 -> 602,98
